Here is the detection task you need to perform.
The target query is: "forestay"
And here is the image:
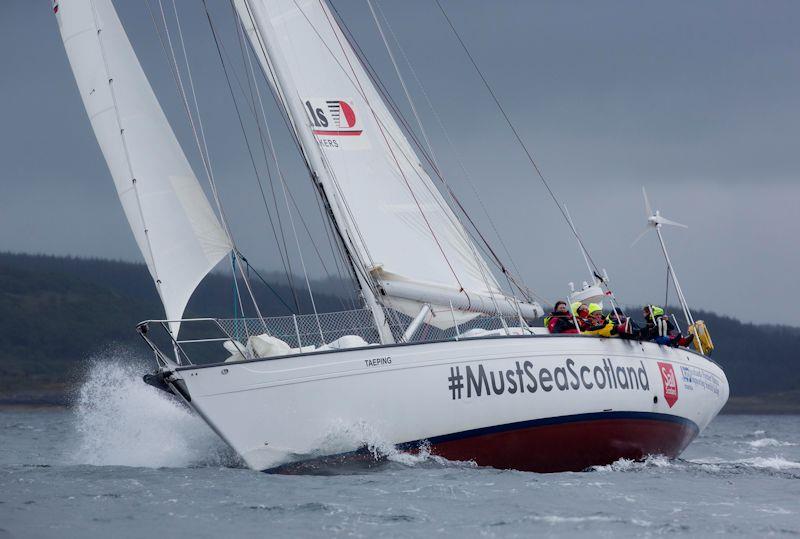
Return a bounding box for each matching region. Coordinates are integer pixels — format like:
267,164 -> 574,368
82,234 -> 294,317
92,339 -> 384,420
236,0 -> 541,328
55,0 -> 231,334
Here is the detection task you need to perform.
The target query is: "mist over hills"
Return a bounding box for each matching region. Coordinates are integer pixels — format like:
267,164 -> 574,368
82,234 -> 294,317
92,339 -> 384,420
1,252 -> 797,410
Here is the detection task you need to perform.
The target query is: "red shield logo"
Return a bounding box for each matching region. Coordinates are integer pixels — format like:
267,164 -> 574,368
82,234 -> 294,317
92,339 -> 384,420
657,362 -> 679,408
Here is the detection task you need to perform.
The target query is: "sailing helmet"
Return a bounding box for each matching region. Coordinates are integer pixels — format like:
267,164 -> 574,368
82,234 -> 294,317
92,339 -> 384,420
588,303 -> 602,315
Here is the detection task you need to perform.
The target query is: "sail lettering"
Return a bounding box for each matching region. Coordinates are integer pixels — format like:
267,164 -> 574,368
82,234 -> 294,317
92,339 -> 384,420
305,100 -> 328,127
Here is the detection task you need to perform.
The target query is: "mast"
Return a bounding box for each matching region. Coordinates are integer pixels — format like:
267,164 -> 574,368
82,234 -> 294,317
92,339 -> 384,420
238,0 -> 394,343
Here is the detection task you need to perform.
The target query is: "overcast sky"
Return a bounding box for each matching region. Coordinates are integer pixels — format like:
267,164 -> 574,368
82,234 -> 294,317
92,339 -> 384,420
1,0 -> 799,325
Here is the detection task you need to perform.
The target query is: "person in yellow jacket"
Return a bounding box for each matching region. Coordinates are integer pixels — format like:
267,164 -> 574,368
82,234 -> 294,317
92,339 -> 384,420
582,303 -> 615,337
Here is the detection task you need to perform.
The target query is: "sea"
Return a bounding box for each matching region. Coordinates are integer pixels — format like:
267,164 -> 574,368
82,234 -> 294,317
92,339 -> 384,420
1,359 -> 798,538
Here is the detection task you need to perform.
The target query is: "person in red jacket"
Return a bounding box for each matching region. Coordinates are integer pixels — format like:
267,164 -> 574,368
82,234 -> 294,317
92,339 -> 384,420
545,301 -> 579,334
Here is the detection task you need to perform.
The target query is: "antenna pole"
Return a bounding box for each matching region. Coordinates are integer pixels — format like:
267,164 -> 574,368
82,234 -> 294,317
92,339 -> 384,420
654,225 -> 694,329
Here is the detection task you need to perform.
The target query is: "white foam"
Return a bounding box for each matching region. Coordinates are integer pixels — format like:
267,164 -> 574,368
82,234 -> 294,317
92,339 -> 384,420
745,438 -> 797,448
738,457 -> 800,470
70,349 -> 237,468
689,456 -> 800,470
591,454 -> 676,472
528,515 -> 652,527
312,419 -> 474,468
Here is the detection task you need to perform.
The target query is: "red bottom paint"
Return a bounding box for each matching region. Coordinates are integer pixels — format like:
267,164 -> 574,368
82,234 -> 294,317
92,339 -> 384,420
430,416 -> 698,473
267,413 -> 699,474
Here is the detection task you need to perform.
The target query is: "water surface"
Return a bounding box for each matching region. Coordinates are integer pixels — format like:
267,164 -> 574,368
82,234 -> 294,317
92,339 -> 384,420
1,360 -> 798,537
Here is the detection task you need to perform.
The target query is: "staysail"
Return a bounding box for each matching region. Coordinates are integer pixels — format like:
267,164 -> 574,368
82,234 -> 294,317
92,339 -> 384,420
55,0 -> 231,334
236,0 -> 541,329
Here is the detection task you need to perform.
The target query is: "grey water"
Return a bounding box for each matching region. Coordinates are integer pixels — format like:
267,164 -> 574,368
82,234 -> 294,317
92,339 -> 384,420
1,360 -> 798,538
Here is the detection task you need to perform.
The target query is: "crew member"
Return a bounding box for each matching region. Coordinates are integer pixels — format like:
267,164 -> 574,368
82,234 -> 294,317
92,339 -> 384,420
642,305 -> 693,347
583,303 -> 615,337
606,307 -> 640,339
545,301 -> 579,334
571,302 -> 592,332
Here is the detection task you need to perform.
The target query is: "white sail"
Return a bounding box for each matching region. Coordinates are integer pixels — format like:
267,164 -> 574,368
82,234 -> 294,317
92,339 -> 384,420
236,0 -> 541,327
55,0 -> 231,334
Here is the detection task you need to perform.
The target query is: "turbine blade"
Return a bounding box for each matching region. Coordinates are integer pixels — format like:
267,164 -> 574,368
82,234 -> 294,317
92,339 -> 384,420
660,217 -> 688,228
631,227 -> 651,247
642,186 -> 653,217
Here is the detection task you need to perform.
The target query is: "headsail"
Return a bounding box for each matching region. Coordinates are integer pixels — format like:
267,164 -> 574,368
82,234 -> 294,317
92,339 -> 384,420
236,0 -> 541,328
55,0 -> 231,334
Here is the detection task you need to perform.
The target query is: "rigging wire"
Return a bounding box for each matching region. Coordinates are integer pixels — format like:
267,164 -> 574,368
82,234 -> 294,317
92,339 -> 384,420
328,1 -> 537,303
433,0 -> 604,281
234,1 -> 380,318
227,1 -> 360,309
234,20 -> 303,307
369,0 -> 534,309
202,1 -> 328,324
146,0 -> 265,326
372,0 -> 525,286
232,11 -> 353,310
297,0 -> 532,323
237,255 -> 295,312
315,0 -> 469,302
365,0 -> 507,321
229,9 -> 303,312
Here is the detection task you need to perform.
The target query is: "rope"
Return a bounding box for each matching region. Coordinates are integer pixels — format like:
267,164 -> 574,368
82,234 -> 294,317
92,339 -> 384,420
237,255 -> 296,313
329,1 -> 535,302
203,2 -> 324,328
232,9 -> 305,311
149,0 -> 266,324
366,0 -> 504,318
434,0 -> 603,277
234,0 -> 368,311
373,0 -> 525,284
315,0 -> 468,302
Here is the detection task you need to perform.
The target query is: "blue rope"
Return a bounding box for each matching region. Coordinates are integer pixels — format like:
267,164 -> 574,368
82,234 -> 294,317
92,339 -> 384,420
230,253 -> 243,341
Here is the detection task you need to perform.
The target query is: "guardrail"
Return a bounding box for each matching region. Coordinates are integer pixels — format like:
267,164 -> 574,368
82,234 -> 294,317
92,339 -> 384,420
137,308 -> 528,366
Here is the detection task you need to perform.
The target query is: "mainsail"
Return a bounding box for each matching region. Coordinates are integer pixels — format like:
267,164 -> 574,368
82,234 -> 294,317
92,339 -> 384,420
55,0 -> 231,334
236,0 -> 541,329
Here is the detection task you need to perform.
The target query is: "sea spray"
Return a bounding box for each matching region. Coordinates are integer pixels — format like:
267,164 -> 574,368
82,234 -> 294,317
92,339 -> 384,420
309,419 -> 475,468
70,347 -> 239,468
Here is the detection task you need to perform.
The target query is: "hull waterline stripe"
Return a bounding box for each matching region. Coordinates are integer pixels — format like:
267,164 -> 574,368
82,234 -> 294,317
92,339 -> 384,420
398,410 -> 698,448
262,411 -> 700,473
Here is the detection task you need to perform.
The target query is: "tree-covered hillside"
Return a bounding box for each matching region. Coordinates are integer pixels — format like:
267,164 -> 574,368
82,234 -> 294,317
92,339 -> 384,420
1,252 -> 798,408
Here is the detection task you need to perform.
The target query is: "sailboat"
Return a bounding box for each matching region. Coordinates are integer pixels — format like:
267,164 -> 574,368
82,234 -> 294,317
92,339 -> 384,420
55,0 -> 728,473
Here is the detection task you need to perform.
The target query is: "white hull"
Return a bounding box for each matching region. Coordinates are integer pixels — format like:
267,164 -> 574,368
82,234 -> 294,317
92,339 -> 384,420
164,335 -> 728,472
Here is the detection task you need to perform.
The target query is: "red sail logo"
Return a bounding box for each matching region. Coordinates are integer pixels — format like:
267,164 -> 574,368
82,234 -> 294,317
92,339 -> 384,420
657,361 -> 679,408
306,99 -> 362,136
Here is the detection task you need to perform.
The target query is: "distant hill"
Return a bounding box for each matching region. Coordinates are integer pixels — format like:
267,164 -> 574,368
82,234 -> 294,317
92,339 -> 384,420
1,252 -> 798,411
0,252 -> 355,394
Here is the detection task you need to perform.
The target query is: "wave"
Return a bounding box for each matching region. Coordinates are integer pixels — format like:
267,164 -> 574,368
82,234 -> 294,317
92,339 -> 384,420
69,348 -> 239,469
689,456 -> 800,471
744,438 -> 797,448
288,419 -> 476,472
589,454 -> 675,472
591,453 -> 800,474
